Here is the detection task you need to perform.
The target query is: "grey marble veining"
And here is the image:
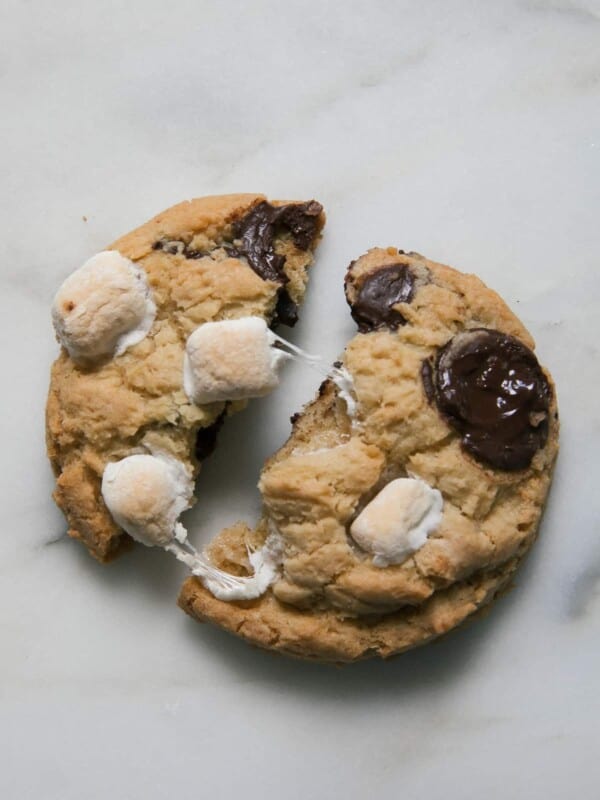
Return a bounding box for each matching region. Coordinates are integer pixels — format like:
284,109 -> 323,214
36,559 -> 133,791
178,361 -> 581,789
1,1 -> 599,799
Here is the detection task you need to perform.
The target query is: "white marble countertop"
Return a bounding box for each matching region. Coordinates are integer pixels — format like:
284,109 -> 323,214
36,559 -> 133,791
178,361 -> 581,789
2,1 -> 599,798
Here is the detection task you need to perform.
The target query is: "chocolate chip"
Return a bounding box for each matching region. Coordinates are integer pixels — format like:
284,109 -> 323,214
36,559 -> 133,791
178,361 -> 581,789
350,264 -> 416,332
152,239 -> 185,256
232,200 -> 322,285
183,247 -> 207,260
194,410 -> 227,461
429,329 -> 552,471
152,239 -> 233,261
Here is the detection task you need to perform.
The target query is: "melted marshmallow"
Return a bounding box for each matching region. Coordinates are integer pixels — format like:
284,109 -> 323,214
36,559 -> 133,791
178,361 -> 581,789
101,451 -> 283,601
170,532 -> 284,601
52,250 -> 156,365
330,365 -> 358,419
101,453 -> 194,547
183,317 -> 359,428
183,317 -> 290,405
350,477 -> 443,567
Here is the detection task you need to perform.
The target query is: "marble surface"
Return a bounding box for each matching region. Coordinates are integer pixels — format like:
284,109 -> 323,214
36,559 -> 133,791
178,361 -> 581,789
2,1 -> 599,798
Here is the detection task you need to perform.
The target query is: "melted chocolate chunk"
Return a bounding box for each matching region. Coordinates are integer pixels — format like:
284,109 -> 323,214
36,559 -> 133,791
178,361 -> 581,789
194,410 -> 226,461
430,329 -> 551,471
231,200 -> 322,327
277,201 -> 324,250
274,288 -> 299,327
152,201 -> 321,328
232,200 -> 322,284
350,264 -> 416,332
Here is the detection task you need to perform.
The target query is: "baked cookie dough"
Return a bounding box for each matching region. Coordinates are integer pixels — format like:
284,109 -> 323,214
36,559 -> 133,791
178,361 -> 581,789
178,248 -> 558,662
46,194 -> 325,561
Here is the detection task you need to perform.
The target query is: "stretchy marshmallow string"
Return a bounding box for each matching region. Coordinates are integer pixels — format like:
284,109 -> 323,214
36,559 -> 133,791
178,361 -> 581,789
173,327 -> 358,593
183,317 -> 357,412
165,534 -> 282,602
101,452 -> 282,601
270,333 -> 321,362
102,324 -> 359,602
271,334 -> 358,420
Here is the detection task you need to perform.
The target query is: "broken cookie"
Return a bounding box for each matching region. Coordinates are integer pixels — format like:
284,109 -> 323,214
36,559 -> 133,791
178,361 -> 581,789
178,247 -> 558,662
46,194 -> 325,561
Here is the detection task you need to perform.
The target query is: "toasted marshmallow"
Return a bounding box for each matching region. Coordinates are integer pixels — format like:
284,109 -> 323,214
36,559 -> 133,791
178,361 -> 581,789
52,251 -> 156,365
101,454 -> 193,547
350,477 -> 443,567
183,317 -> 289,405
102,450 -> 283,602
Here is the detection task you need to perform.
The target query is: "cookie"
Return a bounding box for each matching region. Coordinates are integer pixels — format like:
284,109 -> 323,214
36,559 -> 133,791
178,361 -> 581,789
46,194 -> 325,562
178,248 -> 558,662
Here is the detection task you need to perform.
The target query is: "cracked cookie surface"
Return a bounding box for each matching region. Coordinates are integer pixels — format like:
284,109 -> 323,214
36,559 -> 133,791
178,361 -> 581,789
179,247 -> 558,662
46,194 -> 324,561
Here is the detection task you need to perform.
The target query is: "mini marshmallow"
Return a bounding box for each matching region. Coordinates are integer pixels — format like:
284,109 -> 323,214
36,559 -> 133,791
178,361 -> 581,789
52,250 -> 156,365
183,317 -> 290,405
101,454 -> 193,547
350,477 -> 443,567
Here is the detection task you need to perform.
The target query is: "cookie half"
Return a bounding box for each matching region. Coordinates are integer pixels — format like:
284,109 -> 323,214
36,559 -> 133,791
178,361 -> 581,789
178,248 -> 558,662
46,194 -> 325,561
